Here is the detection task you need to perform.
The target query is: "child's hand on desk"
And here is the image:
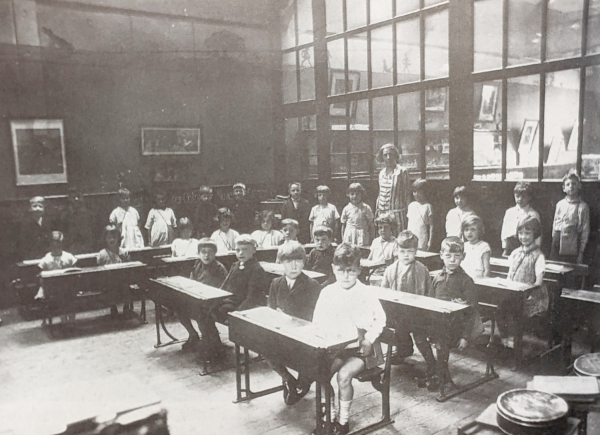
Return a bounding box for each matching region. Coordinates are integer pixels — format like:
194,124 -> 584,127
452,298 -> 467,305
357,339 -> 372,357
457,338 -> 468,351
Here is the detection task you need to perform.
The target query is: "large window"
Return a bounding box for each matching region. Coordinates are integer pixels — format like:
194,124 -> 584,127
473,0 -> 600,181
282,0 -> 450,180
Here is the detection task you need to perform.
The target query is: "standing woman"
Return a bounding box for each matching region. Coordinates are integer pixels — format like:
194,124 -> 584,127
375,144 -> 411,233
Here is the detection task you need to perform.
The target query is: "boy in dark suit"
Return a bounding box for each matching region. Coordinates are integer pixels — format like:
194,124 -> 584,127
228,182 -> 257,234
196,234 -> 269,359
281,182 -> 311,244
267,241 -> 322,405
18,196 -> 55,260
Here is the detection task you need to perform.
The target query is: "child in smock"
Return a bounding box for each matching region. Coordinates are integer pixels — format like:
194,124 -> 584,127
341,183 -> 375,247
109,188 -> 144,249
145,190 -> 177,247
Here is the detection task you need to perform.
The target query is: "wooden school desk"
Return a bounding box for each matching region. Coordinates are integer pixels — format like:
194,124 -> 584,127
369,286 -> 498,401
560,288 -> 600,358
258,261 -> 326,281
216,243 -> 324,270
490,257 -> 576,288
148,276 -> 232,353
160,255 -> 200,277
473,277 -> 538,368
228,307 -> 361,435
359,247 -> 442,271
40,261 -> 147,331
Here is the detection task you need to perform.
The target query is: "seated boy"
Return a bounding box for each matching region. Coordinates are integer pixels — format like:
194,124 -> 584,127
305,225 -> 335,285
417,236 -> 480,391
178,238 -> 228,351
312,244 -> 386,434
267,241 -> 322,405
196,234 -> 270,359
276,218 -> 300,263
381,230 -> 432,362
18,196 -> 54,261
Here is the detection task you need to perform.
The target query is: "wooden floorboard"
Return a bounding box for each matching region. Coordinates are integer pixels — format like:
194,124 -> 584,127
0,304 -> 598,434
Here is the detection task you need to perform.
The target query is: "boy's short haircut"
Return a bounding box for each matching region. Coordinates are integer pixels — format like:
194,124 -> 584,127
199,185 -> 213,194
215,207 -> 234,221
281,218 -> 299,229
452,185 -> 468,199
513,182 -> 532,196
288,181 -> 302,191
461,215 -> 485,237
197,237 -> 218,252
316,185 -> 331,196
517,216 -> 542,239
235,234 -> 257,247
103,224 -> 121,240
440,236 -> 464,254
178,217 -> 192,230
562,169 -> 581,186
347,182 -> 366,195
30,196 -> 45,206
412,178 -> 428,192
118,188 -> 130,197
51,231 -> 64,242
374,212 -> 396,227
233,182 -> 246,191
332,243 -> 361,269
313,225 -> 333,239
397,230 -> 419,249
278,241 -> 307,263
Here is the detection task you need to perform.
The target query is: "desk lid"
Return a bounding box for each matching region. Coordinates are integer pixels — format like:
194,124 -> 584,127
497,389 -> 568,424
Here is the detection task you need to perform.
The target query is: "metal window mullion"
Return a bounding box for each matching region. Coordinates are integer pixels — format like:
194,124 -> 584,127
294,0 -> 299,47
346,102 -> 352,180
538,74 -> 545,181
577,67 -> 586,176
420,0 -> 426,177
502,0 -> 508,69
296,50 -> 302,102
368,98 -> 374,181
393,89 -> 399,154
367,29 -> 373,90
582,0 -> 590,56
501,78 -> 508,180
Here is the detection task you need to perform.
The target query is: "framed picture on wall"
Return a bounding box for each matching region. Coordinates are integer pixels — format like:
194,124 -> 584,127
329,70 -> 360,117
10,119 -> 68,186
425,88 -> 447,112
141,127 -> 201,156
518,119 -> 539,154
478,84 -> 499,122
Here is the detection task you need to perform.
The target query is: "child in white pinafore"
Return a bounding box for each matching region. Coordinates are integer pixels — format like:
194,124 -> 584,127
109,188 -> 144,250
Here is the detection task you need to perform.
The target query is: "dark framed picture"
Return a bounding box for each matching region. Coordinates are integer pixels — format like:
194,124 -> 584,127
329,70 -> 360,117
518,119 -> 539,154
478,84 -> 499,122
425,88 -> 447,112
141,127 -> 201,156
10,119 -> 68,186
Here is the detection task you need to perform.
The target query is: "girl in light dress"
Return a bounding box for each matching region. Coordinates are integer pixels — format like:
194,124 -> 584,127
406,179 -> 433,251
461,215 -> 491,279
251,210 -> 284,248
210,207 -> 240,254
109,188 -> 144,249
340,183 -> 375,247
145,190 -> 177,247
171,218 -> 199,257
309,185 -> 340,241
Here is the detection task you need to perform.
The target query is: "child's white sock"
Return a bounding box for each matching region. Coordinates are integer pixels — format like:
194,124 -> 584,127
338,400 -> 352,425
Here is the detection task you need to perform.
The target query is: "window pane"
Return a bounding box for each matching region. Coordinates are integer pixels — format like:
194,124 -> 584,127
396,19 -> 420,84
373,96 -> 394,161
329,103 -> 348,177
371,25 -> 394,88
582,66 -> 600,180
474,0 -> 503,72
348,33 -> 368,92
297,0 -> 314,45
285,117 -> 313,181
396,0 -> 420,15
397,92 -> 422,176
506,74 -> 540,180
588,1 -> 600,55
543,69 -> 580,180
282,51 -> 298,104
424,10 -> 449,79
371,0 -> 393,23
350,99 -> 371,175
473,81 -> 502,181
281,6 -> 296,49
347,0 -> 367,29
547,0 -> 583,60
508,0 -> 541,66
299,46 -> 315,101
326,0 -> 344,35
425,87 -> 449,179
328,39 -> 345,96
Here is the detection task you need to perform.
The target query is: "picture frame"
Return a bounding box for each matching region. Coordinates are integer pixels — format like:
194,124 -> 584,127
518,119 -> 539,154
10,119 -> 68,186
329,70 -> 360,117
478,84 -> 499,122
141,127 -> 201,156
425,88 -> 447,112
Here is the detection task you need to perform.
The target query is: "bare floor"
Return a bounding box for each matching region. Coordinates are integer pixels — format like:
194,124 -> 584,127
0,304 -> 597,435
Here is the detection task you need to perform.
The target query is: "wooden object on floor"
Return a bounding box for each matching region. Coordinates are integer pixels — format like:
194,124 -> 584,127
229,306 -> 394,435
369,286 -> 498,401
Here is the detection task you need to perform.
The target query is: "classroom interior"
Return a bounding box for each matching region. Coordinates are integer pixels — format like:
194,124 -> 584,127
1,0 -> 600,434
